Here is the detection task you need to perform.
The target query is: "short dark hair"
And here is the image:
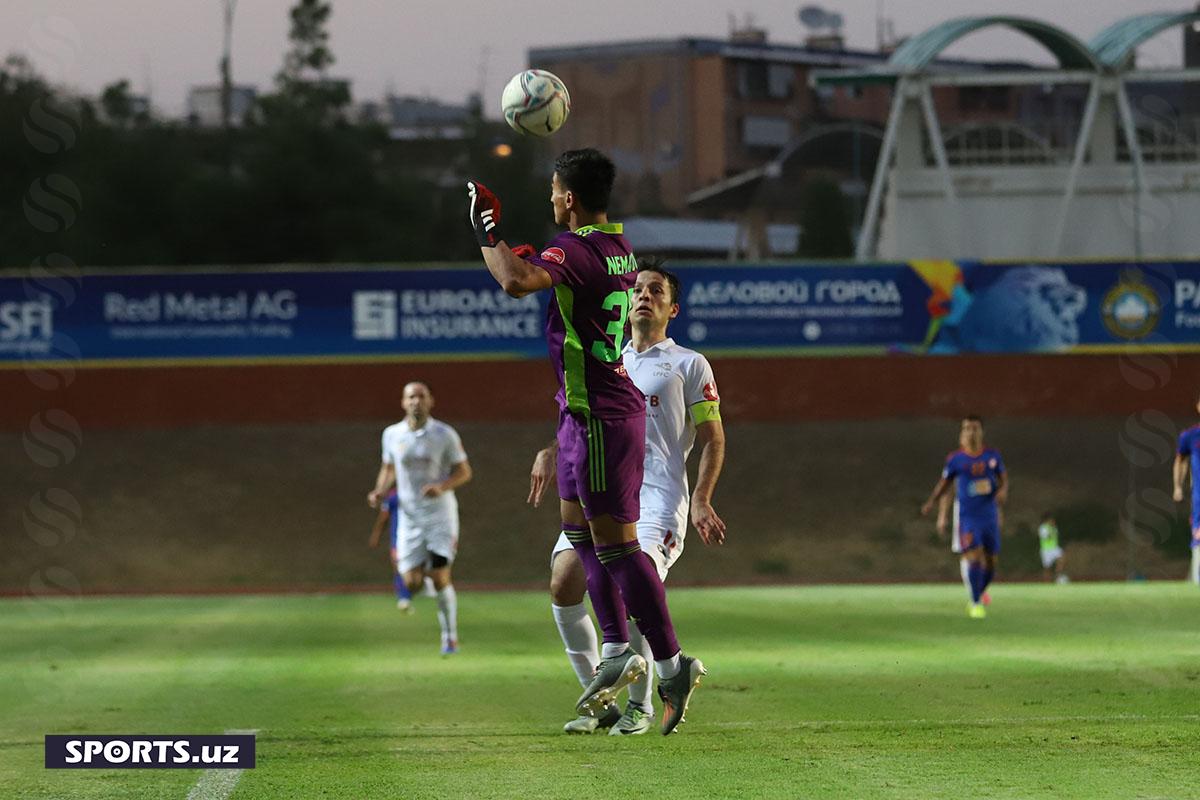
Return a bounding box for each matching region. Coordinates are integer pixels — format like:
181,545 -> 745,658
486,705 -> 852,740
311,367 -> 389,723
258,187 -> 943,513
1041,511 -> 1055,522
554,148 -> 616,213
636,256 -> 681,304
963,414 -> 983,425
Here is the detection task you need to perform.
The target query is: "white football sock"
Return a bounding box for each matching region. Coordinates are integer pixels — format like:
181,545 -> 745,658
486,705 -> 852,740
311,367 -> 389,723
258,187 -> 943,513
959,558 -> 972,599
551,603 -> 598,688
600,642 -> 629,659
423,576 -> 437,597
627,628 -> 655,711
655,652 -> 681,679
436,584 -> 457,643
1190,548 -> 1200,585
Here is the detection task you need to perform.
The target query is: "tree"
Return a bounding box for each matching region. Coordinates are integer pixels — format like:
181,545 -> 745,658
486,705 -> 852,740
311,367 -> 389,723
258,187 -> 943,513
280,0 -> 332,78
266,0 -> 349,122
797,178 -> 854,258
100,79 -> 145,127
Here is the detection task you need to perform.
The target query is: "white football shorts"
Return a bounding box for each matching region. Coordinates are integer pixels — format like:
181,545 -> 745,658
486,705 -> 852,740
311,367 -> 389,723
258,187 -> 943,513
1039,546 -> 1063,569
396,516 -> 459,574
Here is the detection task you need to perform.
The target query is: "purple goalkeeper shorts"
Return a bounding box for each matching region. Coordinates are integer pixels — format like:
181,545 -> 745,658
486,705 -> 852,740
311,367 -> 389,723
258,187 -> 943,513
557,409 -> 644,523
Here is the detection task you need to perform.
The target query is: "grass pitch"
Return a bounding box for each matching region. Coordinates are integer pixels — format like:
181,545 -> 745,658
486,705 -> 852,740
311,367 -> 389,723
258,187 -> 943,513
2,583 -> 1198,799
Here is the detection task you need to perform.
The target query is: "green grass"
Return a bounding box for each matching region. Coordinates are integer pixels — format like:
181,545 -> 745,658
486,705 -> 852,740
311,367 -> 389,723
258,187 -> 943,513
2,583 -> 1199,799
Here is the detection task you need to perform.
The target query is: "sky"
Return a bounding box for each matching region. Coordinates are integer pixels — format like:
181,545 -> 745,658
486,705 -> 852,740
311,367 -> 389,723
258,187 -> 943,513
0,0 -> 1193,117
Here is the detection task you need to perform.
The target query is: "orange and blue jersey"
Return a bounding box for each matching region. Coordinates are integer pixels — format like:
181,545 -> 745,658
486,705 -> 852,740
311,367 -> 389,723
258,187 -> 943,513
1178,425 -> 1200,539
943,447 -> 1004,554
942,447 -> 1005,525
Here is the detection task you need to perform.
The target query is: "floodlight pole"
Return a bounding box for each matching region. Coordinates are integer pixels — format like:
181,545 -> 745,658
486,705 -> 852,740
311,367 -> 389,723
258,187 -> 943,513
220,0 -> 237,133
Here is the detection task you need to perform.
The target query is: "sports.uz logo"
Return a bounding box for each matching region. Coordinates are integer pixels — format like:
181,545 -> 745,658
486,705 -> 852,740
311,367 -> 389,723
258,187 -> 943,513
0,296 -> 55,353
352,291 -> 397,340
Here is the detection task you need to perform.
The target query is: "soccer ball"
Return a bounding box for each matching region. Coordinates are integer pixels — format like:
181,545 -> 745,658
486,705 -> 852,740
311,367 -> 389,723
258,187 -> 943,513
501,69 -> 570,137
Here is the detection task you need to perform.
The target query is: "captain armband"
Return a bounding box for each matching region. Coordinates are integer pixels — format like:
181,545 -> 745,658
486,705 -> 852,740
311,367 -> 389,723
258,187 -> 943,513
689,401 -> 721,425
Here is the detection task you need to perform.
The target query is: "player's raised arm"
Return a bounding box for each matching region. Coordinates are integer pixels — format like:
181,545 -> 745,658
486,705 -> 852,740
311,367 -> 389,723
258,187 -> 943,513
691,419 -> 727,546
467,180 -> 553,297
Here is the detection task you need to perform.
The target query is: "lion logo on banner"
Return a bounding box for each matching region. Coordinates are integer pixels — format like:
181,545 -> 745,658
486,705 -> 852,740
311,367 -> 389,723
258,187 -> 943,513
932,266 -> 1087,353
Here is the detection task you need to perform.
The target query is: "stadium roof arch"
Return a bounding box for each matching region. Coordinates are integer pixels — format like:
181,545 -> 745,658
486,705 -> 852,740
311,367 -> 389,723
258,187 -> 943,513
889,16 -> 1100,73
804,11 -> 1200,260
687,121 -> 885,211
1089,11 -> 1200,69
815,15 -> 1100,85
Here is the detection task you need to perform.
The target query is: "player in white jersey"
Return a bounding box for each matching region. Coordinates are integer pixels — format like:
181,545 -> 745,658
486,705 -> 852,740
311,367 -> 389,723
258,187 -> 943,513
368,382 -> 473,654
529,260 -> 727,735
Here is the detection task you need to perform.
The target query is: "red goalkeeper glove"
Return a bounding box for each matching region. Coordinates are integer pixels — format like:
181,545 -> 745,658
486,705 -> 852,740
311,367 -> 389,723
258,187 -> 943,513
467,180 -> 502,248
510,244 -> 535,259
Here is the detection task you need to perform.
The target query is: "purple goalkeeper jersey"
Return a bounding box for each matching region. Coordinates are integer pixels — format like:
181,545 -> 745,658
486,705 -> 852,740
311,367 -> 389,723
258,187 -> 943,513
524,223 -> 643,419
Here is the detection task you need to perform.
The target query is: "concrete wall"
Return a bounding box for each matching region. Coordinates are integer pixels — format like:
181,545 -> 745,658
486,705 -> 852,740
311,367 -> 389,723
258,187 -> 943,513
8,356 -> 1195,591
4,416 -> 1192,593
881,163 -> 1200,261
3,353 -> 1197,432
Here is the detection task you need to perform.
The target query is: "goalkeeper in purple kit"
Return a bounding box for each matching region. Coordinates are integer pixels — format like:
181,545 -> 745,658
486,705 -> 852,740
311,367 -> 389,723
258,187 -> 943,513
466,148 -> 706,735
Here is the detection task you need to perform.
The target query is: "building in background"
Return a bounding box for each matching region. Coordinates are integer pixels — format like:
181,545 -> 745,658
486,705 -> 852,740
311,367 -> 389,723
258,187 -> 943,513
622,216 -> 799,259
381,96 -> 473,141
534,9 -> 1200,260
814,11 -> 1200,261
529,28 -> 1031,222
1188,3 -> 1200,66
186,85 -> 258,127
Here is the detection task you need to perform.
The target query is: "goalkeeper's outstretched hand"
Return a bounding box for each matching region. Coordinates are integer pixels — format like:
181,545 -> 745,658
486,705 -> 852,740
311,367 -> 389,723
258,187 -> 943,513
467,180 -> 502,248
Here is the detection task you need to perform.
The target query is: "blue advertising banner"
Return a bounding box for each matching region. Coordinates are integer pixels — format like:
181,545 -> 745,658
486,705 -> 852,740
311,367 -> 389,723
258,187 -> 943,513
0,268 -> 549,364
671,260 -> 1200,355
2,260 -> 1199,366
670,263 -> 929,354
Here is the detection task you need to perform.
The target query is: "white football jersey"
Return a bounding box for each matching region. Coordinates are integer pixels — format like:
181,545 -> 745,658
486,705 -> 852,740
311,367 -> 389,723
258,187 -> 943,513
380,418 -> 468,528
622,338 -> 721,537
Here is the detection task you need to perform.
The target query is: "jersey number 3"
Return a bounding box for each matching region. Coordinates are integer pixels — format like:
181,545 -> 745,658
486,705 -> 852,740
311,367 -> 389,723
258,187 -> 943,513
591,289 -> 634,362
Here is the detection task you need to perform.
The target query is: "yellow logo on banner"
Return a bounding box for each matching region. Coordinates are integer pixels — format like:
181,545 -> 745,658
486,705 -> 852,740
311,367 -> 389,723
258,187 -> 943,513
1101,270 -> 1161,340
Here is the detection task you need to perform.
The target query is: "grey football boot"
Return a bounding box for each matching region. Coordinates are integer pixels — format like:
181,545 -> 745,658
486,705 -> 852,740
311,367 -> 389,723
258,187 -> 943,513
563,702 -> 621,734
575,648 -> 647,717
656,654 -> 707,735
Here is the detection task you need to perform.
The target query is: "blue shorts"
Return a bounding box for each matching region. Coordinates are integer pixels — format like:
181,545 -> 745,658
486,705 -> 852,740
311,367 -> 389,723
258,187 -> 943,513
958,518 -> 1000,555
